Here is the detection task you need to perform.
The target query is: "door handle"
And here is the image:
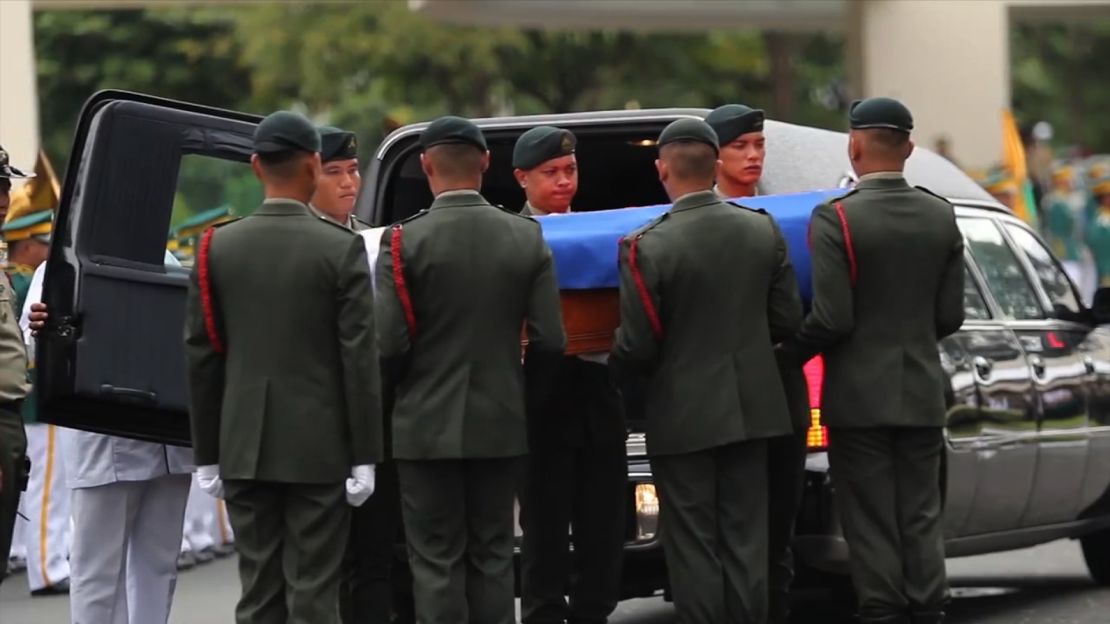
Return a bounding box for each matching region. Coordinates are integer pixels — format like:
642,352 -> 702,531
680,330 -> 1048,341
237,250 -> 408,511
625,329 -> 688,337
1084,356 -> 1096,375
972,356 -> 993,379
1029,356 -> 1046,379
99,384 -> 157,405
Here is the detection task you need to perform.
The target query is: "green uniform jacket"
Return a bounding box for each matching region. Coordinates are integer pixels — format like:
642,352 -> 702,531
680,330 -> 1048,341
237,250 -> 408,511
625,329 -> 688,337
375,190 -> 566,460
5,266 -> 36,422
611,190 -> 803,457
782,174 -> 965,429
185,199 -> 382,483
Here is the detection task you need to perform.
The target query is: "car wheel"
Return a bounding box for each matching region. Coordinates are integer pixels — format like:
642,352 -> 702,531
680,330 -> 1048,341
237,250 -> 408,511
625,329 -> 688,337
1081,527 -> 1110,585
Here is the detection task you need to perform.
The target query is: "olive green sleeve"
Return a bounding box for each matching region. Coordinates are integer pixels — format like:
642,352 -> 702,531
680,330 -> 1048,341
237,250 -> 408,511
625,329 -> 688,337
767,218 -> 803,344
784,203 -> 854,362
611,235 -> 662,371
337,236 -> 382,465
184,262 -> 225,467
935,222 -> 966,339
524,234 -> 566,356
374,227 -> 411,361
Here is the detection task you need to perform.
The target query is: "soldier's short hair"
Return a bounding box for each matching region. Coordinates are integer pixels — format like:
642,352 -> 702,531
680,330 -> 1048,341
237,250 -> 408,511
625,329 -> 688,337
425,143 -> 485,180
661,141 -> 718,181
257,149 -> 312,179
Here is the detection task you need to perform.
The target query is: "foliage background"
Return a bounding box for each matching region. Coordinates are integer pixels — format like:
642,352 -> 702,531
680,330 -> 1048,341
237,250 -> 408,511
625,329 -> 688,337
30,1 -> 1109,224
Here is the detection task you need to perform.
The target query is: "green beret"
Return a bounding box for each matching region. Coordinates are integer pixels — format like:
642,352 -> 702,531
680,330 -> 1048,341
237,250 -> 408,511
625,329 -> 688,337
253,111 -> 321,154
2,209 -> 52,243
704,104 -> 765,146
0,145 -> 33,180
319,126 -> 359,163
849,97 -> 914,133
658,118 -> 719,154
420,116 -> 487,151
513,126 -> 577,170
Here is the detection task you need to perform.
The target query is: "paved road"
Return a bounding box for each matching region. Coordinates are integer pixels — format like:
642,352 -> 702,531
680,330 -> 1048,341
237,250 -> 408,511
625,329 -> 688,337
4,539 -> 1109,623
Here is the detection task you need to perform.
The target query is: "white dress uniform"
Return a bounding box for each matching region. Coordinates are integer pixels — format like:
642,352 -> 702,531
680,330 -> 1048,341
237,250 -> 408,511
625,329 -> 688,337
23,257 -> 195,624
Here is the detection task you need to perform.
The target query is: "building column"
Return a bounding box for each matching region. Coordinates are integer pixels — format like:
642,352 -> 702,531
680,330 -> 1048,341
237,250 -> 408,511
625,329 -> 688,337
848,0 -> 1010,170
0,0 -> 40,178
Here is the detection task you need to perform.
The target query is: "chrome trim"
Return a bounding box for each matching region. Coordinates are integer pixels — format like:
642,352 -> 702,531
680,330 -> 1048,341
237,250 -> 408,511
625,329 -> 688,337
625,432 -> 647,457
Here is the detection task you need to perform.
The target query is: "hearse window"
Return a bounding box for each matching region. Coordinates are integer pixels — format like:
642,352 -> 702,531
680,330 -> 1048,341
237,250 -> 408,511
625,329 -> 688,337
380,129 -> 668,224
962,265 -> 992,320
958,218 -> 1043,320
167,154 -> 260,267
1003,223 -> 1083,319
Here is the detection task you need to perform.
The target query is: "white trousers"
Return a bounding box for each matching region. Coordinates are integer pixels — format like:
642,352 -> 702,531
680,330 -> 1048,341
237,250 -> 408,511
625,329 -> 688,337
69,473 -> 190,624
19,423 -> 71,590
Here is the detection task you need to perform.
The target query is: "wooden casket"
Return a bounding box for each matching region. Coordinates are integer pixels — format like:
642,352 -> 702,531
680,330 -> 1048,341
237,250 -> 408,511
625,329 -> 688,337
534,189 -> 844,355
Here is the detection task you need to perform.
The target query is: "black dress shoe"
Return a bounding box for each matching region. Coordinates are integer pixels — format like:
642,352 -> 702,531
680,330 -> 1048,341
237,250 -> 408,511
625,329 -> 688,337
31,577 -> 70,597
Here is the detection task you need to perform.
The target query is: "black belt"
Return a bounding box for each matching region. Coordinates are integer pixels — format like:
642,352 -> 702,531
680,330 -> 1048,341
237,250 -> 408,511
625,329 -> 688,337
0,399 -> 25,414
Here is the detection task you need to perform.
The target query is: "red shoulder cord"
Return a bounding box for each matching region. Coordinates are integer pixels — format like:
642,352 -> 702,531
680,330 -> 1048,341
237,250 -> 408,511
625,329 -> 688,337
391,225 -> 418,338
623,235 -> 663,340
832,202 -> 858,287
198,227 -> 225,354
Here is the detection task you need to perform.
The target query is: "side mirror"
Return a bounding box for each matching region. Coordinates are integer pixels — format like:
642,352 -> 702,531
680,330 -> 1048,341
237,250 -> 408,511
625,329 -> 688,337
1092,287 -> 1110,326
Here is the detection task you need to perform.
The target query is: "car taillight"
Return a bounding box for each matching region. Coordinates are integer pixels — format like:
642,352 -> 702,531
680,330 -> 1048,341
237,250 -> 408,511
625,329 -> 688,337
803,356 -> 828,450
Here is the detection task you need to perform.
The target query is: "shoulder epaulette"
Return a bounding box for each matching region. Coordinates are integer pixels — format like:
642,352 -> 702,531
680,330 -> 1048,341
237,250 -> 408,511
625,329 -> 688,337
725,200 -> 769,216
352,215 -> 372,229
391,209 -> 429,227
914,185 -> 953,204
830,187 -> 860,204
627,212 -> 668,240
496,203 -> 540,223
313,215 -> 357,233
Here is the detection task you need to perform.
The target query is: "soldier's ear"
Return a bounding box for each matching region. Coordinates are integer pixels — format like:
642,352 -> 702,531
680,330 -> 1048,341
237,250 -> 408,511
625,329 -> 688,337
480,150 -> 491,174
420,153 -> 434,179
655,158 -> 667,184
904,139 -> 916,160
250,154 -> 265,182
513,168 -> 527,188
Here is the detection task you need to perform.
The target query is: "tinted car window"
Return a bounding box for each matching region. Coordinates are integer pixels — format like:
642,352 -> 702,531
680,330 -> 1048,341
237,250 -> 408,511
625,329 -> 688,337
1004,224 -> 1083,318
963,265 -> 992,320
959,218 -> 1043,320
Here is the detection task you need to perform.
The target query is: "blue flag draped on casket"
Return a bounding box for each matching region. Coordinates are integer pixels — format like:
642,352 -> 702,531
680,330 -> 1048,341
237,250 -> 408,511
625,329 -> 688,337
534,189 -> 846,305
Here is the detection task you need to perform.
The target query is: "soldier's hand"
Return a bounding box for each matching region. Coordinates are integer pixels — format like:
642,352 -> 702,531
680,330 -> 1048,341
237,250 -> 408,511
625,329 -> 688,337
29,302 -> 49,336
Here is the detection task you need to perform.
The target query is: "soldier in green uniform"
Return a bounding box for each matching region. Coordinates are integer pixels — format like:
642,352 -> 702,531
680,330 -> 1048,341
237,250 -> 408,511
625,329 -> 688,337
514,126 -> 627,624
1087,177 -> 1110,288
707,103 -> 812,624
375,116 -> 565,624
0,145 -> 33,587
611,119 -> 802,623
780,98 -> 965,624
184,111 -> 383,624
313,125 -> 415,624
311,126 -> 372,232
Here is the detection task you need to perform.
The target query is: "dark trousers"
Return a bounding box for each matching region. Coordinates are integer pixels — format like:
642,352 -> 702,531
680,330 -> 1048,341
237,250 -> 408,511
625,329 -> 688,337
0,406 -> 27,586
828,427 -> 947,623
397,457 -> 521,624
520,442 -> 627,624
766,431 -> 808,623
224,480 -> 349,624
652,439 -> 768,624
340,460 -> 414,624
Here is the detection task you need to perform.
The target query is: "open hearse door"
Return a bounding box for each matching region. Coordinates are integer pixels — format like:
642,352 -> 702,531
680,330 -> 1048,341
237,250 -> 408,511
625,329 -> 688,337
36,90 -> 261,446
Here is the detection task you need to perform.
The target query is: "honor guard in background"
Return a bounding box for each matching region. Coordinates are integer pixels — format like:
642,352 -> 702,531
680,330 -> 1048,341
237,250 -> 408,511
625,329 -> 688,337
185,111 -> 383,624
707,103 -> 812,624
1088,176 -> 1110,288
706,104 -> 766,199
4,166 -> 71,596
375,116 -> 565,624
611,119 -> 802,623
312,126 -> 371,232
0,145 -> 32,588
780,98 -> 965,624
23,251 -> 195,623
315,124 -> 415,624
514,126 -> 627,624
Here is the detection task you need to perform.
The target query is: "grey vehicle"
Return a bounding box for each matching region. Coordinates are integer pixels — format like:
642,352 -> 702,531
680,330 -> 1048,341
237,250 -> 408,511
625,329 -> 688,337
37,91 -> 1110,600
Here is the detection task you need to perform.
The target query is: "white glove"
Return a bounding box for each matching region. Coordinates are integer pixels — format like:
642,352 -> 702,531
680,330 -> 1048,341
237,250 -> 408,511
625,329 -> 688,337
346,464 -> 376,507
196,464 -> 225,499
